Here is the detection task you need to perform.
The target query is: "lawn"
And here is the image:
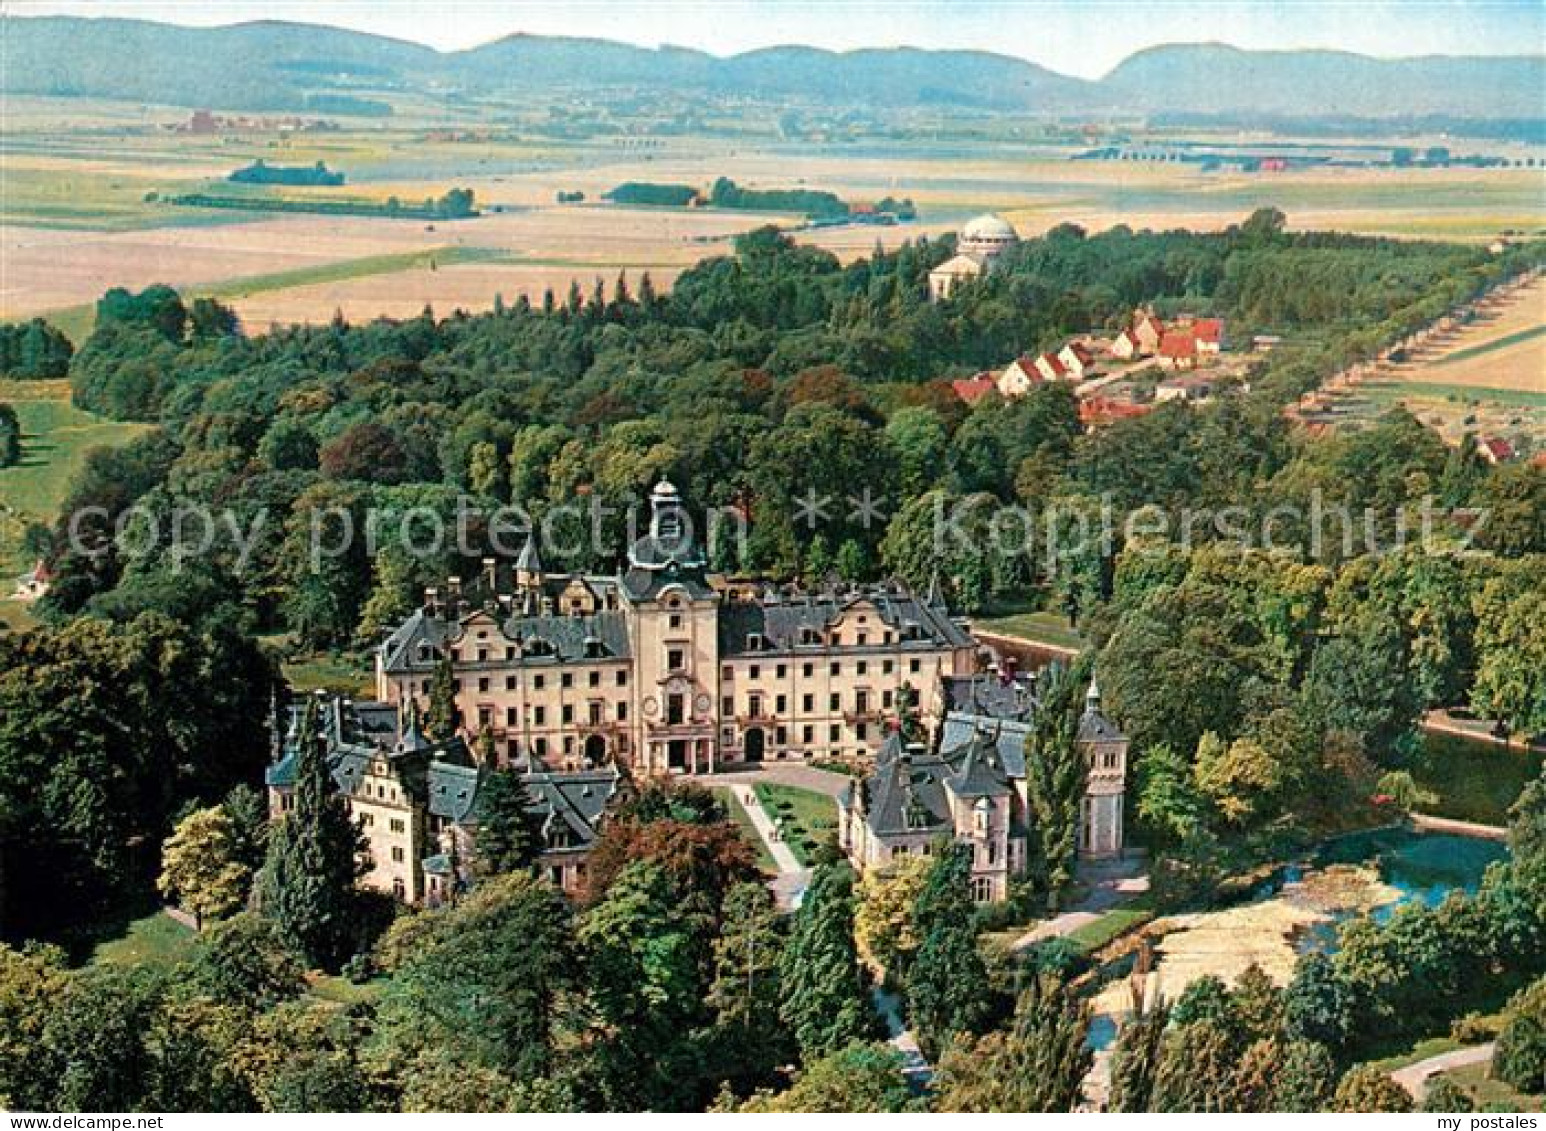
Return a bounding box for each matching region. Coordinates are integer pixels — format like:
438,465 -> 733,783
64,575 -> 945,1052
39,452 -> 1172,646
972,601 -> 1086,652
753,783 -> 838,867
1066,906 -> 1155,954
0,392 -> 152,574
279,648 -> 378,697
716,788 -> 779,874
1436,323 -> 1546,366
1414,730 -> 1544,826
1438,1063 -> 1545,1113
90,911 -> 198,971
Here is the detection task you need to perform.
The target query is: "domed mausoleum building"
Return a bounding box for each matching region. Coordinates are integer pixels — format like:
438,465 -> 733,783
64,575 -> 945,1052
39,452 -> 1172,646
929,212 -> 1020,301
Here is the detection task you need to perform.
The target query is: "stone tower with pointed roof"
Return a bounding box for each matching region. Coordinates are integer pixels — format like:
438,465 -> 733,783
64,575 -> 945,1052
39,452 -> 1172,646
1076,678 -> 1127,859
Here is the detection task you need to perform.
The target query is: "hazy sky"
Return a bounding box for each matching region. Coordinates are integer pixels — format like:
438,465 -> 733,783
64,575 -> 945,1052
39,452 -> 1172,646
9,1 -> 1543,78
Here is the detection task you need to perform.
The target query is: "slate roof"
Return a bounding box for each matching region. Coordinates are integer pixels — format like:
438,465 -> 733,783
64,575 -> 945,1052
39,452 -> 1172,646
942,674 -> 1037,721
939,714 -> 1030,779
718,584 -> 971,657
859,729 -> 1012,836
526,767 -> 621,852
379,603 -> 632,675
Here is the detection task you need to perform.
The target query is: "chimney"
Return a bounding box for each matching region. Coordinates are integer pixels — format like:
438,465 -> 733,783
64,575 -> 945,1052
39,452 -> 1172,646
447,576 -> 463,617
424,586 -> 440,616
482,556 -> 497,593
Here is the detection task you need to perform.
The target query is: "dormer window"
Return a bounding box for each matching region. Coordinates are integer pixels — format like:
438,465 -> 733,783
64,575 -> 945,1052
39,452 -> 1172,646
800,628 -> 820,646
747,632 -> 765,652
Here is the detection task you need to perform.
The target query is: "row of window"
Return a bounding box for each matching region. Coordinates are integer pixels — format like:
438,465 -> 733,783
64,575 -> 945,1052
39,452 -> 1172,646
721,720 -> 881,747
477,700 -> 629,728
726,687 -> 894,718
726,657 -> 923,681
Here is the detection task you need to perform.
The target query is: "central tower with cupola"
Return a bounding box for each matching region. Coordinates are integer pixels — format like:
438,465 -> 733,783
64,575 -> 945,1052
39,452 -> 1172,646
621,481 -> 722,774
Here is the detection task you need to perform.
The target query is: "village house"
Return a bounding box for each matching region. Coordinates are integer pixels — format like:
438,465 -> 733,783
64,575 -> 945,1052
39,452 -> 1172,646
1033,351 -> 1070,382
998,355 -> 1044,397
951,373 -> 999,406
1478,436 -> 1516,465
376,481 -> 978,776
1157,329 -> 1200,370
1155,372 -> 1217,402
929,213 -> 1019,301
1057,340 -> 1098,380
838,673 -> 1129,902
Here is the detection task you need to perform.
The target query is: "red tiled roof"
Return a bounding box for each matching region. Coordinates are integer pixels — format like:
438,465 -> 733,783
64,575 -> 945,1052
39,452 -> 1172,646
1481,436 -> 1515,462
1038,351 -> 1068,376
951,375 -> 998,405
1159,331 -> 1197,358
1192,318 -> 1223,343
1063,342 -> 1095,365
1080,396 -> 1152,425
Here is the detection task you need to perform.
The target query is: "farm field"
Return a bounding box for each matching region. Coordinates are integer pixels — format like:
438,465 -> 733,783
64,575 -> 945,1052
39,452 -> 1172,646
1310,271 -> 1546,448
5,101 -> 1544,334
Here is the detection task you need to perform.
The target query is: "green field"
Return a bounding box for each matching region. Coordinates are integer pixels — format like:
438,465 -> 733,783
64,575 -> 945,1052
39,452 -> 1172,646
43,245 -> 515,343
0,391 -> 151,574
1414,730 -> 1544,826
753,783 -> 838,867
90,911 -> 198,971
1436,322 -> 1546,366
716,788 -> 779,873
1361,380 -> 1546,410
972,602 -> 1087,651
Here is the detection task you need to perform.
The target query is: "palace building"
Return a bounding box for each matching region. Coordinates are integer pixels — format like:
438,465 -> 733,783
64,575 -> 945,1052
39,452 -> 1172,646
266,693 -> 623,901
375,481 -> 978,776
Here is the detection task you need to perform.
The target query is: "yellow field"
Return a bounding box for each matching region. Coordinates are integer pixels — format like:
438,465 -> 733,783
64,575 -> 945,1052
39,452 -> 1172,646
3,100 -> 1544,333
1395,274 -> 1546,394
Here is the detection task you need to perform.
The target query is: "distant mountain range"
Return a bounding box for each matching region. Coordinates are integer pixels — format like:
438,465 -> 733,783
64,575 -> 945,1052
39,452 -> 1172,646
2,16 -> 1541,121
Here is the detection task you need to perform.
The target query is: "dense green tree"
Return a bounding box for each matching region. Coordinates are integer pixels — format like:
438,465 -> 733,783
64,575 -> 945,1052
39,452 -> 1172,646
907,841 -> 996,1053
256,699 -> 366,970
375,870 -> 576,1084
734,1042 -> 914,1112
1274,1039 -> 1340,1112
1421,1074 -> 1475,1113
704,881 -> 795,1095
473,766 -> 544,876
1494,976 -> 1546,1095
1151,1018 -> 1244,1112
932,973 -> 1092,1113
0,403 -> 19,467
779,862 -> 877,1059
1331,1066 -> 1413,1112
188,912 -> 305,1010
1023,659 -> 1088,905
1107,999 -> 1169,1113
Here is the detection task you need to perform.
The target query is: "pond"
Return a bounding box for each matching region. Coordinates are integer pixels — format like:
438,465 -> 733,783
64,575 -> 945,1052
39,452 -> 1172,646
1086,827 -> 1508,1051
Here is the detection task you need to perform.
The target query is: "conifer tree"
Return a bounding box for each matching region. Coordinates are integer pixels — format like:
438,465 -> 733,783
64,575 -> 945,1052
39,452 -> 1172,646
778,863 -> 876,1058
907,841 -> 994,1054
933,972 -> 1092,1112
1024,660 -> 1088,908
257,698 -> 365,969
1107,999 -> 1169,1112
424,655 -> 460,741
474,765 -> 544,876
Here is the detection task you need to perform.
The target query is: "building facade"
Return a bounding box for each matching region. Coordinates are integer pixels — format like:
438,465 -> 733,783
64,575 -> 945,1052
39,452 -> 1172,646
838,672 -> 1128,901
376,481 -> 978,776
928,213 -> 1020,301
266,693 -> 622,902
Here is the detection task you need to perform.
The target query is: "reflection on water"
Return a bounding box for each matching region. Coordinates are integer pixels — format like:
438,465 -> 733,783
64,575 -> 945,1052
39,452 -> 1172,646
1291,828 -> 1506,953
1084,829 -> 1507,1051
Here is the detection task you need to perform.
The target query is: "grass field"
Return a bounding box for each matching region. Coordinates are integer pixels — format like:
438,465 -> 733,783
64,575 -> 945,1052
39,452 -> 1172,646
1414,731 -> 1544,826
278,650 -> 378,698
90,911 -> 198,971
972,602 -> 1087,651
5,108 -> 1542,333
1437,1063 -> 1545,1113
0,390 -> 151,575
716,788 -> 780,874
753,783 -> 838,867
